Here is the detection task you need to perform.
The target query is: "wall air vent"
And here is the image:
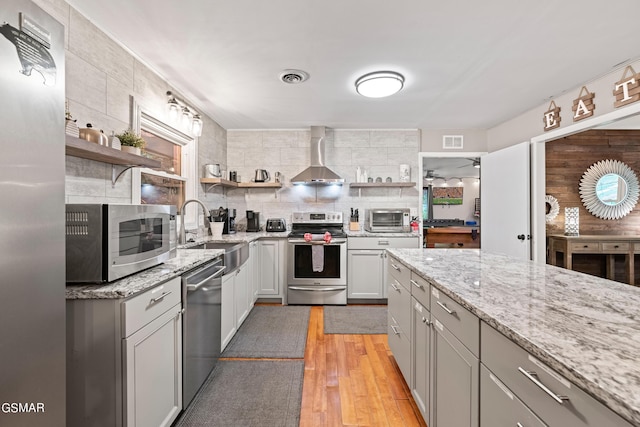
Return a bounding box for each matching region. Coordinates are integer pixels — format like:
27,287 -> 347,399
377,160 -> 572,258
443,135 -> 464,149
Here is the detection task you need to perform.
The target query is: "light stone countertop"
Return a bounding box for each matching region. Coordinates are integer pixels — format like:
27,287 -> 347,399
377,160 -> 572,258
345,230 -> 421,238
65,232 -> 291,300
386,248 -> 640,426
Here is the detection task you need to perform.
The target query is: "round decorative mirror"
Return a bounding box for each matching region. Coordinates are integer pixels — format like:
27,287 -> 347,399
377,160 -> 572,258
545,194 -> 559,222
579,159 -> 639,220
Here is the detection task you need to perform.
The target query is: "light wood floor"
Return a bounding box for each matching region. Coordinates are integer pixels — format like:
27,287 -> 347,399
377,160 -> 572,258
299,306 -> 427,427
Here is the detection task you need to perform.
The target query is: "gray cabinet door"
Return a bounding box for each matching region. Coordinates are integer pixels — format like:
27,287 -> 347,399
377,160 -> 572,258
480,364 -> 547,427
258,240 -> 280,296
348,249 -> 384,298
124,304 -> 182,427
431,316 -> 479,427
235,265 -> 249,328
221,273 -> 236,350
411,298 -> 430,423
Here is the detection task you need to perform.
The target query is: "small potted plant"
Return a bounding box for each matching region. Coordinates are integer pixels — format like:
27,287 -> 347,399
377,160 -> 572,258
115,129 -> 146,155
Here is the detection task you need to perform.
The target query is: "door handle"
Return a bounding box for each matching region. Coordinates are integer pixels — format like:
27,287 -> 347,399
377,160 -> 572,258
517,234 -> 525,241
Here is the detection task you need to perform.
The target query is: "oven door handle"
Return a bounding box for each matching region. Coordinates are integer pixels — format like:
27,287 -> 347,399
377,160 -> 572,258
287,238 -> 347,244
288,286 -> 345,292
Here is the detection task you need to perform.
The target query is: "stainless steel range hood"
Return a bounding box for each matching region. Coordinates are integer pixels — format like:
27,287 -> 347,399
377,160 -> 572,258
291,126 -> 344,185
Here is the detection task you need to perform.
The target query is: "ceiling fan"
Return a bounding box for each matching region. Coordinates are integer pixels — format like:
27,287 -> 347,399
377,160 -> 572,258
457,158 -> 480,168
424,169 -> 445,181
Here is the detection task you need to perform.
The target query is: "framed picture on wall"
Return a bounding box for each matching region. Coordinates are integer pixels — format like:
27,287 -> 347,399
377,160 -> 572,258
433,187 -> 463,205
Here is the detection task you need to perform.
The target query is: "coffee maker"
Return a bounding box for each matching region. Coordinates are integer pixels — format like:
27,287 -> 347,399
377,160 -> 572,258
227,208 -> 237,234
246,210 -> 260,232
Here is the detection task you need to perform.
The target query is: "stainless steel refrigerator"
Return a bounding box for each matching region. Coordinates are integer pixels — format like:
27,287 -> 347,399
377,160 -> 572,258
0,1 -> 65,426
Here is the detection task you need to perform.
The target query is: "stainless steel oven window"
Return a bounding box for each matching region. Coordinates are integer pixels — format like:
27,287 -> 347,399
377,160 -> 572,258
292,245 -> 342,278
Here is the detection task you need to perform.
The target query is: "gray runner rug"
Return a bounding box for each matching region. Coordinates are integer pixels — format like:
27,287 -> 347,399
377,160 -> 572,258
221,305 -> 310,358
324,305 -> 387,334
175,360 -> 303,427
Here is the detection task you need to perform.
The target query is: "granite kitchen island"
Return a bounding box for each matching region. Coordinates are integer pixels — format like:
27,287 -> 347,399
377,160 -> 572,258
386,248 -> 640,426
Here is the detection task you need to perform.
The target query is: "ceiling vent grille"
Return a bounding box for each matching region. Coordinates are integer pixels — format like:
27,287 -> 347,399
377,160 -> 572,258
280,69 -> 309,84
443,135 -> 464,149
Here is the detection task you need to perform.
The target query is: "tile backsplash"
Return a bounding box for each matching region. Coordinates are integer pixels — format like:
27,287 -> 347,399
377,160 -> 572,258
215,129 -> 421,228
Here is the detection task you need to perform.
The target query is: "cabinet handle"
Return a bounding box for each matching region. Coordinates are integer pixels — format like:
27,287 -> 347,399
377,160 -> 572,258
149,291 -> 171,305
390,281 -> 401,292
516,423 -> 524,427
378,240 -> 389,245
410,279 -> 424,290
390,325 -> 400,335
436,300 -> 456,315
421,316 -> 429,325
517,367 -> 569,404
390,263 -> 401,271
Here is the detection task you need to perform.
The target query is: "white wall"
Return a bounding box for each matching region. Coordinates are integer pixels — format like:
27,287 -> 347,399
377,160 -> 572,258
488,58 -> 640,151
221,129 -> 421,229
34,0 -> 227,206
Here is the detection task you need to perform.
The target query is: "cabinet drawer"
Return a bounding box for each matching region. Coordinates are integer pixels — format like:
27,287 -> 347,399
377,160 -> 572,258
481,323 -> 632,427
430,286 -> 479,356
480,364 -> 547,427
410,273 -> 430,308
569,242 -> 600,252
634,242 -> 640,251
601,242 -> 629,252
388,318 -> 411,382
348,236 -> 419,250
388,277 -> 411,335
122,277 -> 181,337
388,256 -> 411,289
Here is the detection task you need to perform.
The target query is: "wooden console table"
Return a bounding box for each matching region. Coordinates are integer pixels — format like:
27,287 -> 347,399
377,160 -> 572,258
424,226 -> 480,248
548,235 -> 640,285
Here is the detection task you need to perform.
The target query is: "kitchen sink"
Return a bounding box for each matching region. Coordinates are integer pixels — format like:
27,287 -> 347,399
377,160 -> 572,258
186,241 -> 249,273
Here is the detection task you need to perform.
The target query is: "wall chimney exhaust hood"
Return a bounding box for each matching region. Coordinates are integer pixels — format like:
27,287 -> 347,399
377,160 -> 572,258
291,126 -> 344,185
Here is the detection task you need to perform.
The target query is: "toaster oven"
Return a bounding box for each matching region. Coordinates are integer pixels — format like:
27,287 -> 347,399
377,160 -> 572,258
364,208 -> 411,233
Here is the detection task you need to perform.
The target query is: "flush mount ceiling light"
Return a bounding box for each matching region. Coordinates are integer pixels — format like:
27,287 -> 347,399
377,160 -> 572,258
355,71 -> 404,98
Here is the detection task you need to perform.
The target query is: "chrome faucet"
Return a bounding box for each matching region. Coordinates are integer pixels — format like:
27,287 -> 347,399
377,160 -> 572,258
179,199 -> 211,244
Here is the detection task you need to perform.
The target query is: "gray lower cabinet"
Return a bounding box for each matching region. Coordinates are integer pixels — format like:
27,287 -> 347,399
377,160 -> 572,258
67,277 -> 183,427
431,315 -> 479,427
481,322 -> 633,427
124,304 -> 182,427
411,297 -> 430,421
235,265 -> 249,327
257,239 -> 285,298
348,249 -> 386,298
348,236 -> 419,299
387,259 -> 412,381
480,364 -> 547,427
221,273 -> 236,351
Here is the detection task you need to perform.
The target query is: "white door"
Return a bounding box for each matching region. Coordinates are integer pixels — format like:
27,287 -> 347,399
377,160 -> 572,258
481,141 -> 530,259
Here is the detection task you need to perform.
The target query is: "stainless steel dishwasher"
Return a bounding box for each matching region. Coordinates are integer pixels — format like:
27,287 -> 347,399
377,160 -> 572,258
181,256 -> 225,408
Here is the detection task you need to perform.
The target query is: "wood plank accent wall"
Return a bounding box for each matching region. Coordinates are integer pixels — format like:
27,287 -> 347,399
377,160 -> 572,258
546,129 -> 640,235
546,129 -> 640,281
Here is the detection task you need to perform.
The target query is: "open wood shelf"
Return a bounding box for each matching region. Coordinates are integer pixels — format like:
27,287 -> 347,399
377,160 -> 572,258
349,182 -> 416,188
200,178 -> 283,189
65,135 -> 161,169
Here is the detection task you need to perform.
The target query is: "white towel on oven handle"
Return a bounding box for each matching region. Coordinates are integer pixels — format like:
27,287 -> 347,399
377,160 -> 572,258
312,244 -> 324,272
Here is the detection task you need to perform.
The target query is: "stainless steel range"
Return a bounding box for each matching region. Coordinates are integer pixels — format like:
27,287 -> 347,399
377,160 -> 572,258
287,211 -> 347,305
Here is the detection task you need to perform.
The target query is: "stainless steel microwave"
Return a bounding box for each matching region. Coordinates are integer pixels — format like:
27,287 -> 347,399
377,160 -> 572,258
364,208 -> 411,233
65,204 -> 177,283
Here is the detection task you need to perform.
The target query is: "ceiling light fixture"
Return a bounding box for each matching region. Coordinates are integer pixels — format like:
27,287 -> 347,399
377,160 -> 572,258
166,91 -> 204,137
355,71 -> 404,98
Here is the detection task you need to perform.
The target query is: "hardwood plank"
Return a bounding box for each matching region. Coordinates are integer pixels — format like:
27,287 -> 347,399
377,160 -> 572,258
298,306 -> 427,427
338,376 -> 358,426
